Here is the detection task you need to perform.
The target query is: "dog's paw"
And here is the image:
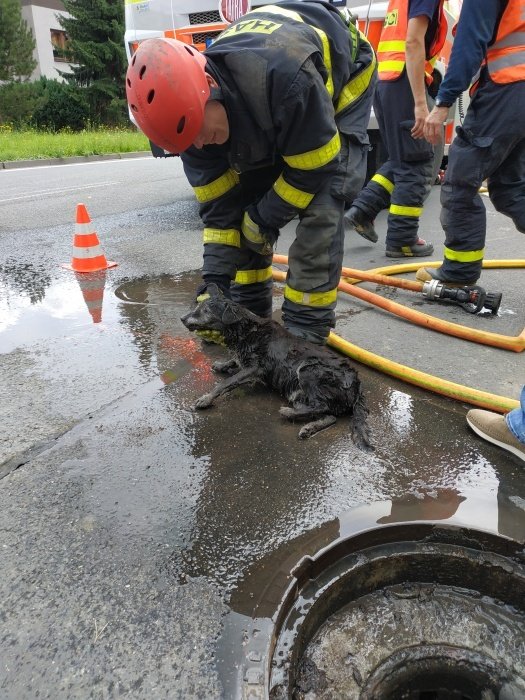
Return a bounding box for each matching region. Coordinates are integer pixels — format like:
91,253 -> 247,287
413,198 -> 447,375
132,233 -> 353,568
212,359 -> 240,375
195,394 -> 214,410
279,406 -> 296,421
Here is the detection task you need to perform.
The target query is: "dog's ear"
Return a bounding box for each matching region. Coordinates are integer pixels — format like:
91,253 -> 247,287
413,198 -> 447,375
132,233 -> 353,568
221,302 -> 244,326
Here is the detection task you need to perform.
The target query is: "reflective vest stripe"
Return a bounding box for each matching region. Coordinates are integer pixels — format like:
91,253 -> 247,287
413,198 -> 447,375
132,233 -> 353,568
234,267 -> 273,284
378,40 -> 406,52
377,0 -> 446,84
335,51 -> 377,114
203,228 -> 241,247
444,246 -> 484,262
486,0 -> 525,83
273,175 -> 315,208
193,169 -> 239,203
283,132 -> 341,170
390,204 -> 423,217
284,285 -> 338,307
371,173 -> 395,193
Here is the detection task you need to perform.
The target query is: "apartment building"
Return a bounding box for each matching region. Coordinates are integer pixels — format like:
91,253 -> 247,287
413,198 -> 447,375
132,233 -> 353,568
20,0 -> 73,80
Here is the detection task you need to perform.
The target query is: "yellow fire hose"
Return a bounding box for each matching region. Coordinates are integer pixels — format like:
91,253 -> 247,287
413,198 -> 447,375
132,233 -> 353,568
273,255 -> 525,353
271,260 -> 522,413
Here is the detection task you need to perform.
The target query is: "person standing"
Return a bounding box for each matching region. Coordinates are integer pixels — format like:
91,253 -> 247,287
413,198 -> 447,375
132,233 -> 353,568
418,0 -> 525,286
344,0 -> 447,258
126,2 -> 377,345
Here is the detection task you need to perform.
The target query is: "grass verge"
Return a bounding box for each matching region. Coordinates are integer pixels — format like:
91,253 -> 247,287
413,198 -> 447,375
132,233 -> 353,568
0,127 -> 150,162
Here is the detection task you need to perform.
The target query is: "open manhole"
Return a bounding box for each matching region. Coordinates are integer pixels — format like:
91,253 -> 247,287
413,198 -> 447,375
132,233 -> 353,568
220,509 -> 525,700
270,526 -> 525,699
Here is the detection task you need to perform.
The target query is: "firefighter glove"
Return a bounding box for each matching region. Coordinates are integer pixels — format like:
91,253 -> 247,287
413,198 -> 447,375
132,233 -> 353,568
241,208 -> 278,257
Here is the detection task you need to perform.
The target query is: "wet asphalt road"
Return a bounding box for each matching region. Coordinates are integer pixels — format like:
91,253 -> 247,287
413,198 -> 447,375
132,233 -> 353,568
1,157 -> 524,699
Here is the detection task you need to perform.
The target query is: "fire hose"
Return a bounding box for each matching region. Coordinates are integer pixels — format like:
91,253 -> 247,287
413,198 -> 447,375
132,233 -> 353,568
271,257 -> 524,413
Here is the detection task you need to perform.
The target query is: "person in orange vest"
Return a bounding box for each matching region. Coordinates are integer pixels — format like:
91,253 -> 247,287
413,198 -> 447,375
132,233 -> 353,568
344,0 -> 447,257
418,0 -> 525,286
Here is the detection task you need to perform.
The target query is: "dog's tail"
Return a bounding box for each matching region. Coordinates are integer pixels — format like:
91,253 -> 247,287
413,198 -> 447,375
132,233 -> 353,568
350,389 -> 373,452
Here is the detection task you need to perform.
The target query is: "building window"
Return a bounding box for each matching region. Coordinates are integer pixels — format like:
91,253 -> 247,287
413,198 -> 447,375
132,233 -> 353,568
50,29 -> 69,62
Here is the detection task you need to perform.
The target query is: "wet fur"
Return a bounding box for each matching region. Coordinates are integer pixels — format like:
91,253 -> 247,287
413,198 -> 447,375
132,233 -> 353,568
181,285 -> 372,448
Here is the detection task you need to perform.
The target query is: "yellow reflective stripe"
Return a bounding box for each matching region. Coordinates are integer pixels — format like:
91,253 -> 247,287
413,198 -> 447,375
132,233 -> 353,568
336,53 -> 377,114
241,213 -> 266,245
313,27 -> 334,97
444,247 -> 485,263
378,60 -> 405,73
203,228 -> 241,247
390,204 -> 423,217
284,285 -> 337,307
371,173 -> 394,194
234,267 -> 273,285
284,132 -> 340,171
193,169 -> 239,203
378,40 -> 405,52
273,175 -> 314,209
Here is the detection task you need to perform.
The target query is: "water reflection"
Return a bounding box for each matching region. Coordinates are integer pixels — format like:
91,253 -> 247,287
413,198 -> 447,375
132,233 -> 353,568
1,258 -> 52,305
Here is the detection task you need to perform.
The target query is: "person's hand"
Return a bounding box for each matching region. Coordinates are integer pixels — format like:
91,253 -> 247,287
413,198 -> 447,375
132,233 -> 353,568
424,106 -> 449,145
242,209 -> 278,256
411,103 -> 429,139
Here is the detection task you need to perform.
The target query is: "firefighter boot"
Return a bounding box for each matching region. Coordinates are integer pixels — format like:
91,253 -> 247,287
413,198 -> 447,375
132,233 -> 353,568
344,206 -> 378,243
415,266 -> 478,287
386,238 -> 434,258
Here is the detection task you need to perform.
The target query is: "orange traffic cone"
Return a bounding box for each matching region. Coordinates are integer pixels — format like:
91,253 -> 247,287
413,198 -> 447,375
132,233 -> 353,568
74,270 -> 107,324
63,203 -> 117,272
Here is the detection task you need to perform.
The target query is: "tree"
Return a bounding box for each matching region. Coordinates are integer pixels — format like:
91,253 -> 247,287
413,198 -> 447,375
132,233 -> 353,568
0,0 -> 36,81
59,0 -> 127,124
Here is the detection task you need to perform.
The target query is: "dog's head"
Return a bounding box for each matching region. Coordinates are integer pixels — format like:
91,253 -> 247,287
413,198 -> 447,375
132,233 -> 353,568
180,284 -> 251,335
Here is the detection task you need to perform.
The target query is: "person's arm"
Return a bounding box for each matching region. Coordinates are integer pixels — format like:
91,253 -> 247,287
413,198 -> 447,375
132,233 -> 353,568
250,57 -> 341,232
406,14 -> 431,139
424,0 -> 502,144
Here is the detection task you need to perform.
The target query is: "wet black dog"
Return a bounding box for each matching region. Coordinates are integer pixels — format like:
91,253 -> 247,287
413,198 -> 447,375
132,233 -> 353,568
181,285 -> 372,448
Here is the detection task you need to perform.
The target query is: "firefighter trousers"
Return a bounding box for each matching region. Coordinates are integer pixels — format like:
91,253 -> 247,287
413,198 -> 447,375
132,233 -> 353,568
230,175 -> 345,344
438,76 -> 525,283
351,74 -> 435,247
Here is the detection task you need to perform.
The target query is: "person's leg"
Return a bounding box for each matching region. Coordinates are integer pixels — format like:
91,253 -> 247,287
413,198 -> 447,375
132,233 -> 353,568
385,157 -> 434,256
506,385 -> 525,444
230,247 -> 274,318
282,180 -> 345,344
488,137 -> 525,234
417,80 -> 525,285
343,85 -> 391,240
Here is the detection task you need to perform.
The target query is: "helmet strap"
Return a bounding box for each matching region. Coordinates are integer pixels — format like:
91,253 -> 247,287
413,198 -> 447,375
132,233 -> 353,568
208,85 -> 223,102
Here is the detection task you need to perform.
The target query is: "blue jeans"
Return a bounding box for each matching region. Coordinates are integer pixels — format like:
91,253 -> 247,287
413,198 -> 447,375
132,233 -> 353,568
506,385 -> 525,444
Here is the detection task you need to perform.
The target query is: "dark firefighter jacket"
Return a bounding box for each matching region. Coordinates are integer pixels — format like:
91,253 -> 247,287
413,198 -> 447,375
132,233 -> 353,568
180,0 -> 376,242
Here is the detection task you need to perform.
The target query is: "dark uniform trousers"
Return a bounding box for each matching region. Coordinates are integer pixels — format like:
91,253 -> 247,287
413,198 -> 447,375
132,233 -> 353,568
351,72 -> 435,248
439,75 -> 525,283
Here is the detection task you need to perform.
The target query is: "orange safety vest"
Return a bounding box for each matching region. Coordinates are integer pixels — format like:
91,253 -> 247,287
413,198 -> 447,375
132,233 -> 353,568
377,0 -> 447,85
486,0 -> 525,83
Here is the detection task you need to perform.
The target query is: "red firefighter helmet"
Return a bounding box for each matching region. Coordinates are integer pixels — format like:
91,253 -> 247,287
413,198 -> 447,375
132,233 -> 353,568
126,38 -> 210,154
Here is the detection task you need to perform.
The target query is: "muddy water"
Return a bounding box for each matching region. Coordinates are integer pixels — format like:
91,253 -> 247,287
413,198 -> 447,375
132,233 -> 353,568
297,583 -> 525,698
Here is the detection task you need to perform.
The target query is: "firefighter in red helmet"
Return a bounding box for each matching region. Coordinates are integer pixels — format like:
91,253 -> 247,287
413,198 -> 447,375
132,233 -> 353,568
126,1 -> 377,345
344,0 -> 447,258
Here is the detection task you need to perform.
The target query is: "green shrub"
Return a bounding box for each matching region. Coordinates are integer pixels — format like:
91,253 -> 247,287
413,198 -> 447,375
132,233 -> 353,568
31,79 -> 90,131
0,81 -> 45,127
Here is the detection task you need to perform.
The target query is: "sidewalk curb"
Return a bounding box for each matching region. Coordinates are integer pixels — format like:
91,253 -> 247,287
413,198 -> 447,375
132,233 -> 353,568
1,151 -> 151,170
